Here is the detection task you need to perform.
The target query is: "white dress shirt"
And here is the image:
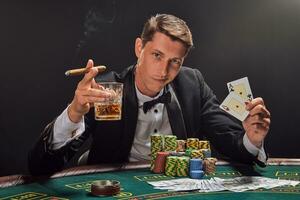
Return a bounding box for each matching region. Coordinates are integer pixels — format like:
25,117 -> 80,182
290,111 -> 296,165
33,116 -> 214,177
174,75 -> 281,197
51,85 -> 266,163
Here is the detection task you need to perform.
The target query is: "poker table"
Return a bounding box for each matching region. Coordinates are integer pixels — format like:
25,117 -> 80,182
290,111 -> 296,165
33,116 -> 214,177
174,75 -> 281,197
0,158 -> 299,200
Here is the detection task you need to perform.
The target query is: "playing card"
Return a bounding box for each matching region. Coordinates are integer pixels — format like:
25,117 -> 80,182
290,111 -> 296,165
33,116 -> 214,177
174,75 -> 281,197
227,77 -> 253,101
220,92 -> 249,121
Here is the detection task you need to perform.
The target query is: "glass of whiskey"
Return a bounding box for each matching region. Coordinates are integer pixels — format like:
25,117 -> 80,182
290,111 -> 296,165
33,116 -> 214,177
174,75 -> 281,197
94,82 -> 123,121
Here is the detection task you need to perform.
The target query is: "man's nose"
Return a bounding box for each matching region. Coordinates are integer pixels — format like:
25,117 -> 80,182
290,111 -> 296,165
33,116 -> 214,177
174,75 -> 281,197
159,60 -> 168,78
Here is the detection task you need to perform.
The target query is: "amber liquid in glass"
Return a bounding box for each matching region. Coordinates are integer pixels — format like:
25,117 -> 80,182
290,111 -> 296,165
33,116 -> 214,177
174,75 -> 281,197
94,102 -> 122,120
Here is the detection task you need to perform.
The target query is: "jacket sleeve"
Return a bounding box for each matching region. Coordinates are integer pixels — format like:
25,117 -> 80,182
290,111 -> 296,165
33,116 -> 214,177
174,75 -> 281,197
28,111 -> 95,176
196,70 -> 266,167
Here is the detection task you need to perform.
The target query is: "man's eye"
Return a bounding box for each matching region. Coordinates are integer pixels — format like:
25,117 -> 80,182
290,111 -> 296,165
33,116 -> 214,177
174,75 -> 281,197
170,59 -> 181,65
153,53 -> 161,59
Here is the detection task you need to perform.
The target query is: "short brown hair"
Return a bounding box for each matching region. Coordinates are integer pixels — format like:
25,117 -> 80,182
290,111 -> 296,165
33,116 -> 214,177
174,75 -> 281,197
141,14 -> 194,54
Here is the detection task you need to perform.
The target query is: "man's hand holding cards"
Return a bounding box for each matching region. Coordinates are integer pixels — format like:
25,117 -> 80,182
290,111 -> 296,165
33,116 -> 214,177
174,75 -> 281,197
220,77 -> 271,148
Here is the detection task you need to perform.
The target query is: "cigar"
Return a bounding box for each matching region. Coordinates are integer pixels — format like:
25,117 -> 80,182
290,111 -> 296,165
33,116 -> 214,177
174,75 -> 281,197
65,66 -> 106,76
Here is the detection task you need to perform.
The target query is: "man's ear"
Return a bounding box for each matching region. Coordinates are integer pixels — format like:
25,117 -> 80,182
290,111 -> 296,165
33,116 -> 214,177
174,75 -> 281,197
135,38 -> 143,58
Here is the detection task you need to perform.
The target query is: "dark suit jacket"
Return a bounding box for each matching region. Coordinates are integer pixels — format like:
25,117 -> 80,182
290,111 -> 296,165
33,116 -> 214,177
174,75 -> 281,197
28,65 -> 266,175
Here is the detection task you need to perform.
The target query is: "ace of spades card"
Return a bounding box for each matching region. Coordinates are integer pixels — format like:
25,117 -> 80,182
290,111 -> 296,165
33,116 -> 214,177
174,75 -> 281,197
220,92 -> 249,121
227,77 -> 253,101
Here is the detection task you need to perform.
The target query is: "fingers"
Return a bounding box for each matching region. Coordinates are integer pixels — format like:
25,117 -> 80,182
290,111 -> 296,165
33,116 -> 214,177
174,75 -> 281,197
81,96 -> 107,104
243,97 -> 271,147
79,59 -> 99,87
79,88 -> 112,98
243,97 -> 271,130
91,81 -> 116,98
86,59 -> 94,69
75,87 -> 112,106
258,118 -> 271,129
246,115 -> 271,128
91,79 -> 100,89
246,97 -> 270,118
245,97 -> 264,110
248,104 -> 271,118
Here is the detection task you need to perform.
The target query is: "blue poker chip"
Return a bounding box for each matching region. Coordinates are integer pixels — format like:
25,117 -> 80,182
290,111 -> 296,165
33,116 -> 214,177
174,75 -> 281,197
189,158 -> 203,171
190,170 -> 204,179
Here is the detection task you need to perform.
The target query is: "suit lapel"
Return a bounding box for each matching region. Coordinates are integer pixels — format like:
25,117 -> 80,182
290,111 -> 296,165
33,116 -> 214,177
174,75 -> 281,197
166,84 -> 187,139
118,66 -> 138,160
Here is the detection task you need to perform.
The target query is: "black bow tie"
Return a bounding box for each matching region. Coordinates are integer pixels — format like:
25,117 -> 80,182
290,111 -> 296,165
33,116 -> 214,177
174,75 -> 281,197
143,92 -> 171,113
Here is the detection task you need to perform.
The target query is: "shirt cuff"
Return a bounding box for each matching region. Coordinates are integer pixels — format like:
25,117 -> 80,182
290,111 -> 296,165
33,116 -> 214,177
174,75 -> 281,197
51,106 -> 85,150
243,133 -> 267,164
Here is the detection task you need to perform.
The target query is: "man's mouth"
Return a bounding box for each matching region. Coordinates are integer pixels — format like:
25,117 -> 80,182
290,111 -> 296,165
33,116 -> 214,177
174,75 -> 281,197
153,77 -> 168,82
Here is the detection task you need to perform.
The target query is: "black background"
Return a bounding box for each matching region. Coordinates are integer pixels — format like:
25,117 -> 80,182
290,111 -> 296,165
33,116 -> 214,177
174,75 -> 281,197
0,0 -> 299,176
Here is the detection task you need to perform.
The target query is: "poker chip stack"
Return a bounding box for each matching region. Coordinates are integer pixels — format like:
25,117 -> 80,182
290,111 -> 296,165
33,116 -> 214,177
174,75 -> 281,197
164,135 -> 177,151
203,157 -> 218,175
186,138 -> 199,150
189,158 -> 203,171
199,140 -> 211,150
150,134 -> 164,171
165,156 -> 178,176
153,152 -> 170,174
150,136 -> 217,179
176,156 -> 190,177
190,149 -> 204,159
176,140 -> 186,152
197,140 -> 211,159
189,158 -> 204,179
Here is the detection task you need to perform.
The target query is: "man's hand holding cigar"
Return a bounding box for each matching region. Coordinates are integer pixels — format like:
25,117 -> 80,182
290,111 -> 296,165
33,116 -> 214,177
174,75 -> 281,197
67,59 -> 112,123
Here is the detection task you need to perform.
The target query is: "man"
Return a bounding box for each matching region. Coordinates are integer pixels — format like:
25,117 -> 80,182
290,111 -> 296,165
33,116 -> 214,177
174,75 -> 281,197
28,14 -> 271,175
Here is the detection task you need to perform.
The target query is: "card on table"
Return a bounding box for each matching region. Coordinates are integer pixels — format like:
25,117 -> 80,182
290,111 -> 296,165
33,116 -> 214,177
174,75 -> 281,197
227,77 -> 253,101
219,92 -> 249,121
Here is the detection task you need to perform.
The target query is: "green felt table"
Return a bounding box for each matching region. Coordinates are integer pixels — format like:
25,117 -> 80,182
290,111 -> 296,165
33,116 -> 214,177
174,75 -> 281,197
0,159 -> 299,200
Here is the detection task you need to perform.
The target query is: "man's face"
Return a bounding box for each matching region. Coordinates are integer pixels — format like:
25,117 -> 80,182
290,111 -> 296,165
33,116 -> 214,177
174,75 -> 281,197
135,32 -> 187,97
